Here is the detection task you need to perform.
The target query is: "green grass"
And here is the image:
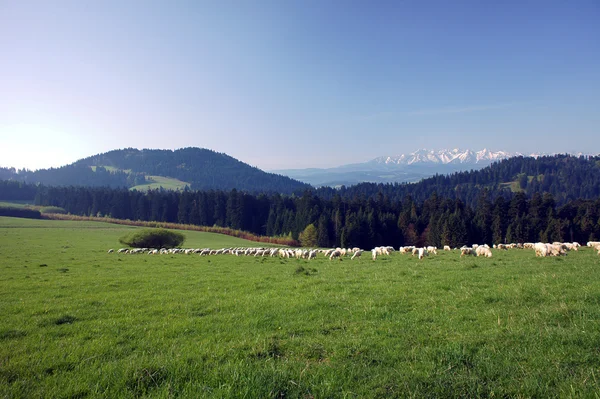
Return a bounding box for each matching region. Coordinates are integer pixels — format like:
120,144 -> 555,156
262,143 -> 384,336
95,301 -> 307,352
130,175 -> 189,192
0,201 -> 34,208
1,216 -> 600,398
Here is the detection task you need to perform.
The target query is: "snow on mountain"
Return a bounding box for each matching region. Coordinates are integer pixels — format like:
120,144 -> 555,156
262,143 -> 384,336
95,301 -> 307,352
371,148 -> 531,166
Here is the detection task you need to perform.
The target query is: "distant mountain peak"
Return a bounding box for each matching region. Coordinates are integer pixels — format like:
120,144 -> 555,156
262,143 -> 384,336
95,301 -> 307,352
370,148 -> 529,166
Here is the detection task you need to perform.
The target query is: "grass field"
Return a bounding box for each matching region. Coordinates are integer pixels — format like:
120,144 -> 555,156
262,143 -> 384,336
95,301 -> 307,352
1,217 -> 600,398
0,201 -> 34,208
130,176 -> 189,192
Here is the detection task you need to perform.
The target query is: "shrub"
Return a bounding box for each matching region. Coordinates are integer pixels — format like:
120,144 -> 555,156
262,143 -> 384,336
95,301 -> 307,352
119,228 -> 185,249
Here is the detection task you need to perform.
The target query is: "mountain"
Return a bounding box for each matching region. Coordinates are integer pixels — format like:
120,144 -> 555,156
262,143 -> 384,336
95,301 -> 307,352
272,148 -> 543,186
370,148 -> 520,166
1,148 -> 310,194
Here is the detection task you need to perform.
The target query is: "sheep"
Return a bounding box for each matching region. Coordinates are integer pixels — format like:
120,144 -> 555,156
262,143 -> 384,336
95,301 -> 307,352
371,249 -> 377,261
443,245 -> 451,251
107,249 -> 114,253
535,244 -> 549,257
534,243 -> 566,257
460,248 -> 474,257
418,247 -> 428,260
308,250 -> 318,260
399,246 -> 413,254
351,250 -> 363,260
426,246 -> 437,255
476,246 -> 492,257
329,250 -> 342,260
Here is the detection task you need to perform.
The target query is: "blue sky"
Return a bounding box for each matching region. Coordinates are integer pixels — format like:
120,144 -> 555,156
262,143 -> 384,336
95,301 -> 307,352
0,0 -> 598,170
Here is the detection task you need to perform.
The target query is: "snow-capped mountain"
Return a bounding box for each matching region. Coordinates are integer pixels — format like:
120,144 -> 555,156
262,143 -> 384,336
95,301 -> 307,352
370,148 -> 526,166
272,148 -> 588,187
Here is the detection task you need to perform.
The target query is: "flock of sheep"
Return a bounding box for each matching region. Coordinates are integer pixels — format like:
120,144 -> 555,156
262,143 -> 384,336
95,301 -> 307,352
107,241 -> 600,259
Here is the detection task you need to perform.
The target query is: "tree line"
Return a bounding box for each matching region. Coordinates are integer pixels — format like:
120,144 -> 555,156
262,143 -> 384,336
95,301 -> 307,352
31,185 -> 600,248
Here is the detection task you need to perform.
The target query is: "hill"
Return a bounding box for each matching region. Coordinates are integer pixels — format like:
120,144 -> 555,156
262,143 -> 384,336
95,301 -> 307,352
0,148 -> 310,194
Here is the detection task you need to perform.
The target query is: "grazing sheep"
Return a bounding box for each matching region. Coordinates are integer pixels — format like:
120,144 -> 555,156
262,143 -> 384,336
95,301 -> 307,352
476,246 -> 492,257
107,249 -> 114,253
351,250 -> 363,260
460,248 -> 474,257
426,246 -> 437,255
329,250 -> 342,260
371,249 -> 377,261
443,245 -> 451,251
418,247 -> 428,260
399,246 -> 414,254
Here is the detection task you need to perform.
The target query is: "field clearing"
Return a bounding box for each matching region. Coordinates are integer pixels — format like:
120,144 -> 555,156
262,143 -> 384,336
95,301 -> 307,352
130,176 -> 189,192
1,217 -> 600,398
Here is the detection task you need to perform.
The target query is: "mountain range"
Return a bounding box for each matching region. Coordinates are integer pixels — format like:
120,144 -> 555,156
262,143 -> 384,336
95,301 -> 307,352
271,148 -> 549,187
1,147 -> 594,194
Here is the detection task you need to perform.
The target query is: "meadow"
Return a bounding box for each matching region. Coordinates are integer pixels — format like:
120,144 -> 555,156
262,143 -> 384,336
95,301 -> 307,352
1,216 -> 599,398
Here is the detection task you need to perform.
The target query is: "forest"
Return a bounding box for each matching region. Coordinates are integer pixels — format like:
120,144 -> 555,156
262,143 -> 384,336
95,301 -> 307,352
32,185 -> 600,249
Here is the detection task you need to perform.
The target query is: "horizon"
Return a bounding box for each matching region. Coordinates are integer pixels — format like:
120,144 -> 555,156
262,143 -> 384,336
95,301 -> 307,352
1,1 -> 599,171
1,146 -> 598,174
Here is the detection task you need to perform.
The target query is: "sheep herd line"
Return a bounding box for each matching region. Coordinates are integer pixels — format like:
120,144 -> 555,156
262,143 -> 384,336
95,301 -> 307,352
108,241 -> 600,260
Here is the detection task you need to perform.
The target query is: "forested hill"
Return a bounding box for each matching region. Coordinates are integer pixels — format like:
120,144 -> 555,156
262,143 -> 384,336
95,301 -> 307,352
316,155 -> 600,207
1,148 -> 310,194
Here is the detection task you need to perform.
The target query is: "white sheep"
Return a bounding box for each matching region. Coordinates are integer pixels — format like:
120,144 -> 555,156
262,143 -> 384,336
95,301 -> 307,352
460,248 -> 474,257
329,250 -> 342,260
418,247 -> 428,260
351,250 -> 363,260
476,246 -> 492,258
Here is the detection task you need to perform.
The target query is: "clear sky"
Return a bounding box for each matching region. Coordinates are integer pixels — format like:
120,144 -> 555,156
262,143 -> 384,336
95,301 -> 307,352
1,0 -> 599,171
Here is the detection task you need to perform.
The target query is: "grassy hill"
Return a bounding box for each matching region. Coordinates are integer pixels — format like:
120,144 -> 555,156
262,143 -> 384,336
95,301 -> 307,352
1,216 -> 599,397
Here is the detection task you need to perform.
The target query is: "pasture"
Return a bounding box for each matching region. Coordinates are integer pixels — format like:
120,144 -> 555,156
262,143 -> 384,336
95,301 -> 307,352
1,217 -> 599,398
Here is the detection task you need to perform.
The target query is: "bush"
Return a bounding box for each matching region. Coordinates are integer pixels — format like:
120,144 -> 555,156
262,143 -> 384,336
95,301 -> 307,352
119,229 -> 185,249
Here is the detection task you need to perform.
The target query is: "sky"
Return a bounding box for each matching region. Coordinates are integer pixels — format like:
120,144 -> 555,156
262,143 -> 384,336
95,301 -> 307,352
0,0 -> 599,171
